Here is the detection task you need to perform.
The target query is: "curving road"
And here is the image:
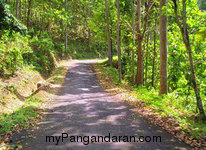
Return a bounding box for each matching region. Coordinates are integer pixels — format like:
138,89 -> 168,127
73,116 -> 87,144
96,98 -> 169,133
12,60 -> 191,150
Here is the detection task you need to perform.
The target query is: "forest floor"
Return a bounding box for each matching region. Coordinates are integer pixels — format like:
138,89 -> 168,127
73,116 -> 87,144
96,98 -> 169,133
8,60 -> 191,150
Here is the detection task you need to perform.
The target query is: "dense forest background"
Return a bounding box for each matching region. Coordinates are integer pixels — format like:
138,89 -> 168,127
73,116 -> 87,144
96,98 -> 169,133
0,0 -> 206,139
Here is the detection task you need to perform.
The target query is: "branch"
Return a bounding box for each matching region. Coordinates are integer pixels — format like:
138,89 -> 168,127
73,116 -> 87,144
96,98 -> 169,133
122,18 -> 137,37
142,0 -> 155,38
172,0 -> 183,31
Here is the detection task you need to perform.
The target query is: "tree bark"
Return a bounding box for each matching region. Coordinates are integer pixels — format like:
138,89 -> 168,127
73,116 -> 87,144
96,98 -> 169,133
16,0 -> 19,19
110,20 -> 113,59
152,18 -> 156,87
131,0 -> 135,83
65,0 -> 68,54
145,33 -> 149,85
159,0 -> 168,95
105,0 -> 112,66
136,0 -> 143,85
24,0 -> 27,24
19,0 -> 21,20
117,0 -> 121,82
27,0 -> 32,27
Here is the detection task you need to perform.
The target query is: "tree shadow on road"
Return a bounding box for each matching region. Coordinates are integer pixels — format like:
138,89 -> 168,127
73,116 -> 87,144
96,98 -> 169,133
11,62 -> 191,150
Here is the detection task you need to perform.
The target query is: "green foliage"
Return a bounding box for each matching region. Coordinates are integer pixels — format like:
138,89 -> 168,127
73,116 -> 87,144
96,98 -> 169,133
0,31 -> 32,76
101,55 -> 135,82
30,34 -> 57,76
64,39 -> 104,59
0,2 -> 27,34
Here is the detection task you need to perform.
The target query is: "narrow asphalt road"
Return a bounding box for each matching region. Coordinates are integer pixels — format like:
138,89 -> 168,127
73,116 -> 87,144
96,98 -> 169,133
12,60 -> 191,150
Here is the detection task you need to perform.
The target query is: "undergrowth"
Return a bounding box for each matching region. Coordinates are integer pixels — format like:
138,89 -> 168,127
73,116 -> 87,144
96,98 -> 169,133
96,58 -> 206,139
0,97 -> 43,134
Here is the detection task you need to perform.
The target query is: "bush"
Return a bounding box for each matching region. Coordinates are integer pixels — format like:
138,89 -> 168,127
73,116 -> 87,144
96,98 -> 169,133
0,31 -> 32,76
30,34 -> 57,76
0,2 -> 27,34
0,31 -> 58,77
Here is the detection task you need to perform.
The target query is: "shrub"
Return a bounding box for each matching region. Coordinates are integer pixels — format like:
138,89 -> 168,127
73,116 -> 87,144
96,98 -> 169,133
30,34 -> 57,76
0,2 -> 27,34
0,31 -> 32,76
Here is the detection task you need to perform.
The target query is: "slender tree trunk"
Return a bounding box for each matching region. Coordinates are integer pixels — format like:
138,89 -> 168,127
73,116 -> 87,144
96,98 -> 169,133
145,33 -> 149,84
88,29 -> 91,50
19,0 -> 21,20
88,2 -> 92,51
136,0 -> 143,85
110,20 -> 113,58
105,0 -> 112,66
16,0 -> 19,19
65,0 -> 68,55
24,0 -> 27,24
13,0 -> 16,14
40,1 -> 44,35
117,0 -> 121,82
132,0 -> 135,83
27,0 -> 32,27
159,0 -> 168,95
152,19 -> 156,87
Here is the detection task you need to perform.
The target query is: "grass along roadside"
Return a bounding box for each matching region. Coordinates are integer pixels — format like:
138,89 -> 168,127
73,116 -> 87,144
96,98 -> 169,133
0,60 -> 73,149
91,60 -> 206,149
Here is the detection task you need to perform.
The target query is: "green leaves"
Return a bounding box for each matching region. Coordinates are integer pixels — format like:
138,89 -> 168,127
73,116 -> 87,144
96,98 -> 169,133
0,2 -> 27,34
0,31 -> 32,76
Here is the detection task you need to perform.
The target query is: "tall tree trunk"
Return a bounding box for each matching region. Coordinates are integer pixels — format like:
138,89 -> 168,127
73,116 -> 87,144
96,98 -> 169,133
110,20 -> 113,58
88,1 -> 92,51
105,0 -> 112,66
65,0 -> 68,54
13,0 -> 16,14
24,0 -> 27,25
131,0 -> 135,83
16,0 -> 19,19
27,0 -> 32,27
19,0 -> 21,20
159,0 -> 168,95
40,1 -> 44,36
117,0 -> 121,82
172,0 -> 205,120
88,29 -> 91,50
152,18 -> 156,87
136,0 -> 143,85
145,33 -> 149,85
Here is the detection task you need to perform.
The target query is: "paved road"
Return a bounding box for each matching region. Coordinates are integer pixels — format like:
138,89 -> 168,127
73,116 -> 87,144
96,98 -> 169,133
12,60 -> 191,150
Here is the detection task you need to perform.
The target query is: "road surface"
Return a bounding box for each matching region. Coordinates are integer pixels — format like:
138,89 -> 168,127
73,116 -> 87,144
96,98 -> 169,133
12,60 -> 191,150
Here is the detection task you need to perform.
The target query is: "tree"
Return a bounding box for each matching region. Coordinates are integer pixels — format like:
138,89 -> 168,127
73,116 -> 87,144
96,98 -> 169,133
65,0 -> 68,53
117,0 -> 121,82
27,0 -> 32,27
131,0 -> 135,83
16,0 -> 19,19
159,0 -> 168,95
136,0 -> 144,85
135,0 -> 154,86
152,16 -> 157,87
105,0 -> 112,66
172,0 -> 206,121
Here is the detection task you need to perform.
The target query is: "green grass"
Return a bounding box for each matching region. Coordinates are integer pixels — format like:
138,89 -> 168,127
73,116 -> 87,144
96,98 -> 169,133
96,58 -> 206,139
0,97 -> 42,134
